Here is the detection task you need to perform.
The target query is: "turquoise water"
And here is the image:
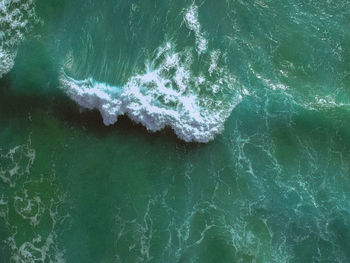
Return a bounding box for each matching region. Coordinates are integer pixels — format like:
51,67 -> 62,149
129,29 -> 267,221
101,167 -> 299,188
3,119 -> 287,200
1,0 -> 350,262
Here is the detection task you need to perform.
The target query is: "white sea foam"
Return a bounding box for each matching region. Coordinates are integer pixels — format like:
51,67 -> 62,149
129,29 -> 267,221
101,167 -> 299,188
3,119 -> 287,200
0,141 -> 35,187
0,139 -> 66,263
7,224 -> 66,263
0,47 -> 17,77
14,190 -> 45,226
0,0 -> 39,78
60,43 -> 242,143
305,95 -> 350,111
184,4 -> 208,54
248,64 -> 288,91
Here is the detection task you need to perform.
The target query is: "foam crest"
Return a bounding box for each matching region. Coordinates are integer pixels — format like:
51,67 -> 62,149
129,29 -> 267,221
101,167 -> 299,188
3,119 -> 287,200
0,0 -> 39,77
60,43 -> 242,142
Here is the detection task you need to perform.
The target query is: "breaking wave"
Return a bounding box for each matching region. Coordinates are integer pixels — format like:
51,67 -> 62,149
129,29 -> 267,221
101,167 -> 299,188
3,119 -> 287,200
60,42 -> 243,143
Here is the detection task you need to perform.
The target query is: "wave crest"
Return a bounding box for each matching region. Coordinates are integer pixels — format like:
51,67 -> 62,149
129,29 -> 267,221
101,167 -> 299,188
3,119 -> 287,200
60,43 -> 242,142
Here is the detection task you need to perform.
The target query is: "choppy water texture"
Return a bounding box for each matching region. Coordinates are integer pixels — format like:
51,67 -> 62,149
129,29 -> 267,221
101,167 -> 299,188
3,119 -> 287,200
1,0 -> 350,262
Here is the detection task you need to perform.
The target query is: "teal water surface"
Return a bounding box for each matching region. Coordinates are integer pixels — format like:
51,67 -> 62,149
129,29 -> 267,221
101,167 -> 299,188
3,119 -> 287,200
1,0 -> 350,262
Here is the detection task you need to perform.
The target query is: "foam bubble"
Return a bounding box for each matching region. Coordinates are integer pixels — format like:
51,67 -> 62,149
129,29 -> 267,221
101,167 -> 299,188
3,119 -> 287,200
60,43 -> 242,143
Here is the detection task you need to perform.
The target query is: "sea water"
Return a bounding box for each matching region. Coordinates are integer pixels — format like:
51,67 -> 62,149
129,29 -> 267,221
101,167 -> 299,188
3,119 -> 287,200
1,0 -> 350,262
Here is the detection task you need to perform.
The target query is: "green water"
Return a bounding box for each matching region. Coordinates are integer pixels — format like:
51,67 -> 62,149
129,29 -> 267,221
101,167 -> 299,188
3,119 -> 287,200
1,0 -> 350,262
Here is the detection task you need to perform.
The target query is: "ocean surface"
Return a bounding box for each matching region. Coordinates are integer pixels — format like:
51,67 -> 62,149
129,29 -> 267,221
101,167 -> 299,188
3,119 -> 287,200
1,0 -> 350,262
